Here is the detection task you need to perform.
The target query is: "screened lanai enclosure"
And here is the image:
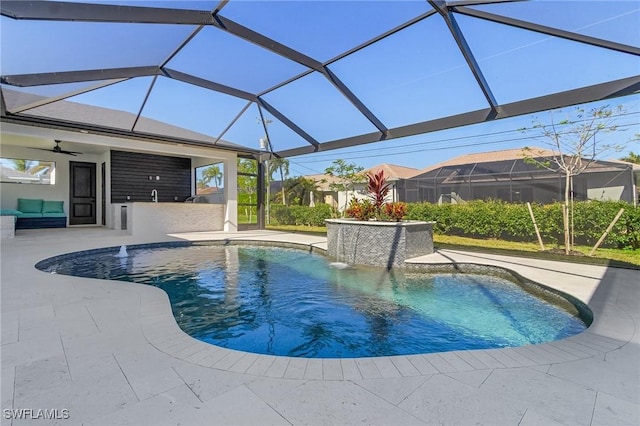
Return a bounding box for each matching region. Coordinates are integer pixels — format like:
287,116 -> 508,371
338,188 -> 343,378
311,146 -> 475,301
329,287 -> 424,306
1,1 -> 639,228
2,0 -> 639,155
398,156 -> 638,205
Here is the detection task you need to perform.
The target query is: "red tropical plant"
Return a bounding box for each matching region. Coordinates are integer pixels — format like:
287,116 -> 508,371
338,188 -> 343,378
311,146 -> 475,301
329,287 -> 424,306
367,170 -> 391,216
384,202 -> 408,222
345,198 -> 375,221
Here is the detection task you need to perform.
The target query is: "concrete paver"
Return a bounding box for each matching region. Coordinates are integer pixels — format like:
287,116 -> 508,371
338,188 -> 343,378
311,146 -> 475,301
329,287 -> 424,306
1,227 -> 638,425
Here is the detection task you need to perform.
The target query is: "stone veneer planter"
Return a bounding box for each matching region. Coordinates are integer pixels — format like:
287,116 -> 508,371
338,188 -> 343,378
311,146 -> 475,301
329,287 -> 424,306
325,219 -> 435,268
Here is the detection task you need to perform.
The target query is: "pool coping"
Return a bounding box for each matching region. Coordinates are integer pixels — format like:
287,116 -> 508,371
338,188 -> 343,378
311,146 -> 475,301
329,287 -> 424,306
129,239 -> 632,380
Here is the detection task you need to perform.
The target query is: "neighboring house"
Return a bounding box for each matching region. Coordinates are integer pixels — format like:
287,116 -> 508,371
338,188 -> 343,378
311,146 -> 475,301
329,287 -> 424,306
193,186 -> 225,204
397,148 -> 639,205
305,164 -> 419,211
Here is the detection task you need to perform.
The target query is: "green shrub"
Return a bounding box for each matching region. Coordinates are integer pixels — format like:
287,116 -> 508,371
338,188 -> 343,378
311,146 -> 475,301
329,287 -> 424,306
307,204 -> 337,226
270,204 -> 294,225
405,200 -> 639,249
276,204 -> 337,227
274,200 -> 639,249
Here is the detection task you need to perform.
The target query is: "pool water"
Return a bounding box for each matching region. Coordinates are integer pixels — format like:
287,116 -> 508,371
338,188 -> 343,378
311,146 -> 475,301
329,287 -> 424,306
39,244 -> 588,358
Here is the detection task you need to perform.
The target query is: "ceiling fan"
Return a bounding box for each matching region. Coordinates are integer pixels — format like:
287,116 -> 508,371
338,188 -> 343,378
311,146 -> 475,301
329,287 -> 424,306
38,140 -> 83,156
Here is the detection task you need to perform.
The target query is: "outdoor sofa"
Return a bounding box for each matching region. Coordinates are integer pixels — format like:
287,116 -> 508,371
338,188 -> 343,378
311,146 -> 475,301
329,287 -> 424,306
1,198 -> 67,230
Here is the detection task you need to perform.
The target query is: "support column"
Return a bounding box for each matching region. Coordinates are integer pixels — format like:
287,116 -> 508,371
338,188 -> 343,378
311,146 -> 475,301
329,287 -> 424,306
257,160 -> 265,230
224,156 -> 238,232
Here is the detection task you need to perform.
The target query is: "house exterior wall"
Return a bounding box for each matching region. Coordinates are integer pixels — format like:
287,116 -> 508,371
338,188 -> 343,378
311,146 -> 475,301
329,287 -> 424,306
0,134 -> 105,226
1,127 -> 239,231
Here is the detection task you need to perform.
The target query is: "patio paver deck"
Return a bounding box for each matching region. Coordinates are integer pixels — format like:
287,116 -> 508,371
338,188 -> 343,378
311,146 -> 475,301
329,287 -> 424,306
1,228 -> 638,425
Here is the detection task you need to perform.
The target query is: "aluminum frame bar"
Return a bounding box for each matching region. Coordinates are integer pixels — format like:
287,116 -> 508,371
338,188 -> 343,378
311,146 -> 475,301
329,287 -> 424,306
257,98 -> 319,148
1,66 -> 160,87
429,1 -> 498,110
1,1 -> 215,25
211,15 -> 322,71
325,9 -> 438,66
446,0 -> 527,7
6,79 -> 127,114
276,75 -> 640,158
2,1 -> 322,71
322,67 -> 388,135
163,69 -> 256,101
214,100 -> 253,145
455,6 -> 640,56
131,76 -> 158,132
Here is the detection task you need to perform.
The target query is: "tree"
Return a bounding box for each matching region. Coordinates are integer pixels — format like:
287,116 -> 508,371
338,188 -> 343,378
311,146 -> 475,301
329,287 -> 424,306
324,159 -> 366,215
9,159 -> 50,182
196,178 -> 208,189
284,176 -> 320,206
237,158 -> 258,223
521,104 -> 632,254
201,164 -> 223,187
268,157 -> 290,205
11,159 -> 31,172
620,151 -> 640,164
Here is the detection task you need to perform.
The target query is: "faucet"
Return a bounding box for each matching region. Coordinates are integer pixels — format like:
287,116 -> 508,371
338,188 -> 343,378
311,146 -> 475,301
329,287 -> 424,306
151,189 -> 158,203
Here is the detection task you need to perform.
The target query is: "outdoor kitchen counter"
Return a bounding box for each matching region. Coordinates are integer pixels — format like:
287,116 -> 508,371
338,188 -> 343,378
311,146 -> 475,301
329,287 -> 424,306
113,202 -> 225,239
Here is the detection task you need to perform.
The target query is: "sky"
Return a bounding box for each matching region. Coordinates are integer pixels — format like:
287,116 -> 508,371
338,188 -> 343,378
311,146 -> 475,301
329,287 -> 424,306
1,0 -> 639,178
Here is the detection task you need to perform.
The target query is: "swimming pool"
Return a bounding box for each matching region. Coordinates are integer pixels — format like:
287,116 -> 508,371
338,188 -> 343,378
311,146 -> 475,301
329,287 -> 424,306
37,242 -> 590,358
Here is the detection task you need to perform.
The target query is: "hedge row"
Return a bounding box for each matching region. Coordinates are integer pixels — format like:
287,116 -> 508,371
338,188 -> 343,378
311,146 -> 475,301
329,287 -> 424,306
267,200 -> 639,249
405,200 -> 639,250
270,204 -> 337,227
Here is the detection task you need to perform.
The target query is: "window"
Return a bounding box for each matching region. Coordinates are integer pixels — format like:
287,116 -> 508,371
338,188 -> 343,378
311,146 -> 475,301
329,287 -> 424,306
195,162 -> 224,202
0,157 -> 55,185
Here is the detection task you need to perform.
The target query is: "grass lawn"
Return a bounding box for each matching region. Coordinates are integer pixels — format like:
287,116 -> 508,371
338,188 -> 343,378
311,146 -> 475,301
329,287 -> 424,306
266,224 -> 640,268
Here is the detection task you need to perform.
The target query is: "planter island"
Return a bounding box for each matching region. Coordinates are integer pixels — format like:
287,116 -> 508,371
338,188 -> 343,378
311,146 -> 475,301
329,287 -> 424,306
325,218 -> 435,268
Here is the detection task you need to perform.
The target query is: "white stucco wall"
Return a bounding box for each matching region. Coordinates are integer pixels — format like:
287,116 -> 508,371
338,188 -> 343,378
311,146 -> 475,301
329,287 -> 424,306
190,156 -> 238,232
0,134 -> 105,226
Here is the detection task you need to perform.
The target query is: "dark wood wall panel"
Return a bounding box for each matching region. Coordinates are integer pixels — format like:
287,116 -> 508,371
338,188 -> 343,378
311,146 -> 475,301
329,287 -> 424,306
111,150 -> 191,203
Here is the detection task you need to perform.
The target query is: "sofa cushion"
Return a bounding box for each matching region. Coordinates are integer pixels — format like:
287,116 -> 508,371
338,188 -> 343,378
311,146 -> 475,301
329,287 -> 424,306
42,212 -> 66,218
42,200 -> 64,214
0,209 -> 22,216
17,212 -> 44,218
17,198 -> 43,213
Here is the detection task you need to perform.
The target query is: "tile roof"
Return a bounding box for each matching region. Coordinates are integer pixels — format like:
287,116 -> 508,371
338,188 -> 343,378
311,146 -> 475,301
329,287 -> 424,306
410,147 -> 555,177
365,163 -> 419,180
304,163 -> 418,191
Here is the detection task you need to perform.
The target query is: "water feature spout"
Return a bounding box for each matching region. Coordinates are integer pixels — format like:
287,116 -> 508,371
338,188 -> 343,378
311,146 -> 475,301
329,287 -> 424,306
115,245 -> 128,258
329,225 -> 350,269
